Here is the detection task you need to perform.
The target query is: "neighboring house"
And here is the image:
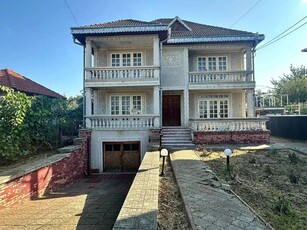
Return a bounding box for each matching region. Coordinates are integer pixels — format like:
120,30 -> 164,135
71,17 -> 269,173
0,68 -> 64,99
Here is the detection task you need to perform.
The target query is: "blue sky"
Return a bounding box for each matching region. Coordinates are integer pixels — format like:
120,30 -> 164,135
1,0 -> 306,97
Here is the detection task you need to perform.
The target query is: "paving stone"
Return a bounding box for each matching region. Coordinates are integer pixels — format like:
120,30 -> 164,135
170,150 -> 269,230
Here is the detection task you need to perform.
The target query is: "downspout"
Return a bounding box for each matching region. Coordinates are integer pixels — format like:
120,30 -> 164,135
73,38 -> 86,128
74,37 -> 90,176
159,28 -> 171,128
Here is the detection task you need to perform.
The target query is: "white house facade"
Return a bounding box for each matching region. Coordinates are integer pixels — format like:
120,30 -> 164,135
72,17 -> 269,173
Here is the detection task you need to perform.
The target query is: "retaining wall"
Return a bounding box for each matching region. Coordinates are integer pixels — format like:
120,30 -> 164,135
0,130 -> 91,210
193,130 -> 271,144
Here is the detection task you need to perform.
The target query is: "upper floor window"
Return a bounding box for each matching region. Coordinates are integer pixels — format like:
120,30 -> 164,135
197,56 -> 227,72
111,53 -> 142,67
110,95 -> 142,115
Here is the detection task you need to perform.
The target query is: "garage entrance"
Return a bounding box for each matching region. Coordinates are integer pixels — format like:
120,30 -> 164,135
103,142 -> 141,172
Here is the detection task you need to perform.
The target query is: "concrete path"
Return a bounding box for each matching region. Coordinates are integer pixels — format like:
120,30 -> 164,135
0,174 -> 134,230
170,150 -> 270,230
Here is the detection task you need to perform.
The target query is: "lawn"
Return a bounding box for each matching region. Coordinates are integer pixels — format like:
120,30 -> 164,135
195,148 -> 307,230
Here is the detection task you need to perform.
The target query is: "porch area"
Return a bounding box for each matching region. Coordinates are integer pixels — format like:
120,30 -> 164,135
190,118 -> 270,144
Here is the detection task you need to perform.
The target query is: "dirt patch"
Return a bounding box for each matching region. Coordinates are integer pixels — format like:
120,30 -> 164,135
158,156 -> 191,230
195,148 -> 307,230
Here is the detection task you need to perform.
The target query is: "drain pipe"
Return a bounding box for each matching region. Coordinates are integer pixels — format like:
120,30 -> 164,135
159,28 -> 171,128
73,38 -> 86,128
73,38 -> 90,176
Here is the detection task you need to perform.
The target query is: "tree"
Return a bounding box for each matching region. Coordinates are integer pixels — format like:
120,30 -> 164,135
0,86 -> 83,164
271,65 -> 307,103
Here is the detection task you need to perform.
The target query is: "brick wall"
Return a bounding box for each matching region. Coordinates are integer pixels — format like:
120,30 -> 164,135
0,130 -> 91,210
193,131 -> 270,144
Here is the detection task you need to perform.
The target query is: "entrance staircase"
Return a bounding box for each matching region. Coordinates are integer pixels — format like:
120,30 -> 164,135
161,128 -> 195,148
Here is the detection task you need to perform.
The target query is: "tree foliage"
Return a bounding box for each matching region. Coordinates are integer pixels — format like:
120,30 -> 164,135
0,86 -> 32,160
271,65 -> 307,103
0,86 -> 83,164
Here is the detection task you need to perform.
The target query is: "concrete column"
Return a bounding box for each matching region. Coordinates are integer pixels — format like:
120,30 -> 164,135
153,86 -> 160,127
153,37 -> 159,66
85,40 -> 92,80
245,47 -> 253,81
153,37 -> 160,79
246,89 -> 255,117
85,88 -> 92,128
183,89 -> 189,126
183,48 -> 189,127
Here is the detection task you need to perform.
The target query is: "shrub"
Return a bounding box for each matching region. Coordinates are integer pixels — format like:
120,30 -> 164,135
273,196 -> 293,216
288,152 -> 300,164
288,170 -> 300,184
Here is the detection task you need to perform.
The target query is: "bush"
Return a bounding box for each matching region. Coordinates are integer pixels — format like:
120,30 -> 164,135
273,196 -> 293,216
288,152 -> 301,164
0,87 -> 83,164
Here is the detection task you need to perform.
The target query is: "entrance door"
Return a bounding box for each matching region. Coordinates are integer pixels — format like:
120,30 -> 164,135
103,142 -> 140,172
163,95 -> 181,126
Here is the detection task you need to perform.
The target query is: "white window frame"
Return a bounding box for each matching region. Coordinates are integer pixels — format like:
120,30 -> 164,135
197,94 -> 229,118
109,94 -> 143,115
197,56 -> 228,72
111,52 -> 143,67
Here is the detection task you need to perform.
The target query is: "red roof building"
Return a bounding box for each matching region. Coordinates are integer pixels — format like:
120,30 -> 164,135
0,69 -> 64,99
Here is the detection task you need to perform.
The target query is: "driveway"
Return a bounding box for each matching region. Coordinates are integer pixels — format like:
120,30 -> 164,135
0,174 -> 134,230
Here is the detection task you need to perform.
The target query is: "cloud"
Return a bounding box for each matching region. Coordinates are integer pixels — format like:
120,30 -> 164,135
301,0 -> 307,4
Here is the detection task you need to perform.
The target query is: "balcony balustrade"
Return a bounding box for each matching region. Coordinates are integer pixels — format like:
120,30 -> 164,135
189,70 -> 253,83
87,115 -> 159,129
190,118 -> 268,132
86,66 -> 159,80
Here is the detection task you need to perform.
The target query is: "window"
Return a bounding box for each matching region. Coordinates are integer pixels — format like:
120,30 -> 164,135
198,95 -> 229,118
197,56 -> 227,72
111,53 -> 142,67
110,95 -> 142,115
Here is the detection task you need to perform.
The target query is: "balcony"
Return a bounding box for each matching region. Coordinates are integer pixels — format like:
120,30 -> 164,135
188,70 -> 255,90
86,115 -> 159,129
190,117 -> 268,132
85,66 -> 159,88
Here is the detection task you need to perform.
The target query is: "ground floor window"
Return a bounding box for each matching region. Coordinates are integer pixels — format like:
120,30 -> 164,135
198,95 -> 229,118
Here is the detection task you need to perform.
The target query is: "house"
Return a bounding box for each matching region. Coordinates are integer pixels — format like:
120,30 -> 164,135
0,68 -> 64,99
71,17 -> 270,173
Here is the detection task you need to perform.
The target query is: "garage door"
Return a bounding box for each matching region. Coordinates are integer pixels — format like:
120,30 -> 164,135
103,142 -> 141,172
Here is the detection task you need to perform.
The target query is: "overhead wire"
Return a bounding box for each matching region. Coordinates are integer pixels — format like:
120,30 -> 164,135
64,0 -> 79,26
256,15 -> 307,51
230,0 -> 262,28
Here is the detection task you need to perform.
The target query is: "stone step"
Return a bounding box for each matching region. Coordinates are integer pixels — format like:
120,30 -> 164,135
161,128 -> 194,147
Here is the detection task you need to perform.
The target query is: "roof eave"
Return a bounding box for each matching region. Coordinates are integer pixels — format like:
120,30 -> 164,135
167,34 -> 265,45
71,25 -> 169,45
71,25 -> 168,35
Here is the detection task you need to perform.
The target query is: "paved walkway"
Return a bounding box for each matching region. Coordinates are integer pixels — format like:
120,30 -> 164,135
170,150 -> 270,230
0,174 -> 134,230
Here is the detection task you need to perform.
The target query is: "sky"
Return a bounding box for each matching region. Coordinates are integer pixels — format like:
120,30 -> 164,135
1,0 -> 306,97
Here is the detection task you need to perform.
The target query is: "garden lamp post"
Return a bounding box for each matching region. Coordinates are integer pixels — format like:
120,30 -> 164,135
160,148 -> 168,176
224,148 -> 232,174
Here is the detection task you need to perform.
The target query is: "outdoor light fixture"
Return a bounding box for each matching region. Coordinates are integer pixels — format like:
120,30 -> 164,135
224,148 -> 232,174
160,148 -> 168,176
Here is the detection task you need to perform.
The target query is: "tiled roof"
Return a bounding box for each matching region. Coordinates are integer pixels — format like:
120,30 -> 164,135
78,19 -> 163,28
71,17 -> 264,45
0,69 -> 65,99
152,18 -> 255,38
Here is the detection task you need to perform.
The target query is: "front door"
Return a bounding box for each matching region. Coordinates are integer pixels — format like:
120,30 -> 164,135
163,95 -> 181,126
